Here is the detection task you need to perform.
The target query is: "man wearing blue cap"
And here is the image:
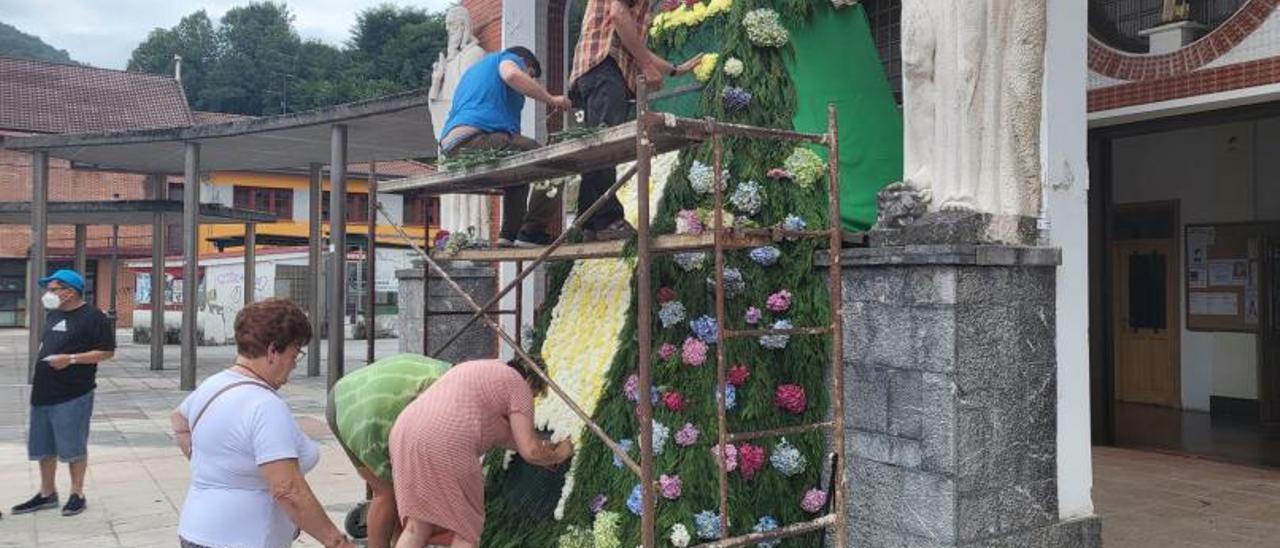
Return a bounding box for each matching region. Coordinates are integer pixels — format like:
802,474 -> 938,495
11,269 -> 115,518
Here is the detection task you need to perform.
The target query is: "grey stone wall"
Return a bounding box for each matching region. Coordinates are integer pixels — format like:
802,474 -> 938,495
397,260 -> 498,363
839,244 -> 1100,547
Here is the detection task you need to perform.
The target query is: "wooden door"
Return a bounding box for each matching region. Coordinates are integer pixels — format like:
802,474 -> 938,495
1112,239 -> 1181,408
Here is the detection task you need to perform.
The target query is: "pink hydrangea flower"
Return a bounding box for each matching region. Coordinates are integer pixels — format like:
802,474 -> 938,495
682,337 -> 708,367
675,209 -> 704,236
659,343 -> 678,360
659,474 -> 683,500
801,489 -> 828,513
675,423 -> 700,447
738,443 -> 766,481
766,289 -> 792,313
590,494 -> 608,514
744,306 -> 762,325
624,374 -> 639,402
711,443 -> 738,472
767,168 -> 791,180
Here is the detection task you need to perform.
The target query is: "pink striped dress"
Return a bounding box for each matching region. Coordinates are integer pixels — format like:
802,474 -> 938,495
388,359 -> 534,544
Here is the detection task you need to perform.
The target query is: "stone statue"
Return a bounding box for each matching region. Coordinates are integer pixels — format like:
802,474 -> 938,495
430,6 -> 490,235
900,0 -> 1046,242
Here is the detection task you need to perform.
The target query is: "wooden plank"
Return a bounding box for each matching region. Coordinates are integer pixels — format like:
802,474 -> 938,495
433,232 -> 778,262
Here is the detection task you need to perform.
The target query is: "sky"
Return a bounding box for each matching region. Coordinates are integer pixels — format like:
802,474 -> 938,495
0,0 -> 456,69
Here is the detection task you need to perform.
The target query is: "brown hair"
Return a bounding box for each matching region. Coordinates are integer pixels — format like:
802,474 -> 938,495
507,355 -> 548,395
234,298 -> 312,358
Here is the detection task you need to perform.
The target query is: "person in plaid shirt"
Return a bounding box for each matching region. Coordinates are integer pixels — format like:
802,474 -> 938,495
569,0 -> 703,241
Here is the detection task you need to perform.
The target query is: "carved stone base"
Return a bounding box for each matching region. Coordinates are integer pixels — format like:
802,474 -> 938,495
869,210 -> 1040,247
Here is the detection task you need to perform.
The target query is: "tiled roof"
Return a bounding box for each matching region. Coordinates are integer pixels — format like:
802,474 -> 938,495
0,56 -> 193,134
192,111 -> 253,124
350,160 -> 435,178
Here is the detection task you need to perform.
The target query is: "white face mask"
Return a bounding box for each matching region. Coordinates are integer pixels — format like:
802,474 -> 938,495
41,291 -> 62,310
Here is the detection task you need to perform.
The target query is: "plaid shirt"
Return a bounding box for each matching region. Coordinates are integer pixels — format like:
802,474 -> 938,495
569,0 -> 651,93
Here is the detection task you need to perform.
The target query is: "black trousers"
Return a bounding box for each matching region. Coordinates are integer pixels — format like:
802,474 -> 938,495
569,57 -> 630,231
444,132 -> 554,241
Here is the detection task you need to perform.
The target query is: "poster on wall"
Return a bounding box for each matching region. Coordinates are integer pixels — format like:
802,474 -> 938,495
1189,292 -> 1239,316
1208,259 -> 1247,286
1187,267 -> 1207,289
1187,226 -> 1214,266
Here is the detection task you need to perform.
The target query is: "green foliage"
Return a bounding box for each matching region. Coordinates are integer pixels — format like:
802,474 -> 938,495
0,21 -> 74,64
482,1 -> 838,546
125,1 -> 449,116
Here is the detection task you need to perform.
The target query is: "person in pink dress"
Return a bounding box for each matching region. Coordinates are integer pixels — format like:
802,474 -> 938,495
389,357 -> 573,548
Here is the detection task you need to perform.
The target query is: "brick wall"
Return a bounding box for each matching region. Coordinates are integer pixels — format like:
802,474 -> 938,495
464,0 -> 505,52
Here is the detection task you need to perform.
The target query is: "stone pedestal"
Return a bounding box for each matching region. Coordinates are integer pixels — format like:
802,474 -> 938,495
839,244 -> 1100,547
397,260 -> 497,363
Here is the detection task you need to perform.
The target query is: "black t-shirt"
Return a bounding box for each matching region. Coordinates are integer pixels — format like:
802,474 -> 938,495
31,304 -> 116,406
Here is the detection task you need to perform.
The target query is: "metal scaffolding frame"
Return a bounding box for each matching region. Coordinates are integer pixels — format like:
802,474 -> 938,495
380,78 -> 847,547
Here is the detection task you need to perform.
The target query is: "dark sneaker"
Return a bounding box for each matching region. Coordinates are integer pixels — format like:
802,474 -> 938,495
496,238 -> 518,248
61,493 -> 85,517
592,220 -> 636,242
514,231 -> 555,248
12,492 -> 58,515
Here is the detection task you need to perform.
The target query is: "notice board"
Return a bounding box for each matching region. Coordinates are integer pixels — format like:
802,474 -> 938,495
1185,223 -> 1260,332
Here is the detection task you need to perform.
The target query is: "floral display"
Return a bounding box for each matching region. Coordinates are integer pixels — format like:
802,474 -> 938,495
682,337 -> 708,366
707,267 -> 745,297
749,246 -> 781,267
770,437 -> 807,477
723,56 -> 744,78
760,319 -> 793,349
651,0 -> 734,38
693,52 -> 719,83
767,167 -> 790,180
738,442 -> 766,481
432,229 -> 451,252
729,180 -> 764,215
753,516 -> 781,548
674,252 -> 707,272
659,342 -> 678,360
775,384 -> 807,415
612,439 -> 633,468
688,160 -> 727,195
626,484 -> 644,516
782,214 -> 807,233
711,442 -> 738,471
658,286 -> 678,303
800,489 -> 828,514
695,206 -> 736,229
557,526 -> 592,548
727,364 -> 750,386
690,314 -> 719,344
694,510 -> 724,540
675,209 -> 704,235
589,494 -> 608,515
593,511 -> 622,548
722,85 -> 753,112
744,306 -> 762,325
624,374 -> 640,402
662,390 -> 687,413
670,523 -> 692,548
766,289 -> 793,313
675,422 -> 700,446
743,8 -> 789,47
783,147 -> 826,190
659,300 -> 687,328
653,421 -> 671,455
659,474 -> 683,500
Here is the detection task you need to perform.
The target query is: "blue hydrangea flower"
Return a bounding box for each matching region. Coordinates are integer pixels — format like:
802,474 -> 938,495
753,516 -> 780,548
769,437 -> 807,477
659,301 -> 687,328
706,267 -> 745,298
723,86 -> 752,112
714,383 -> 737,411
674,252 -> 707,272
626,484 -> 644,516
782,214 -> 807,233
688,160 -> 728,195
760,319 -> 792,350
749,246 -> 781,267
694,510 -> 723,540
690,315 -> 718,345
652,421 -> 670,456
729,180 -> 763,215
613,439 -> 633,468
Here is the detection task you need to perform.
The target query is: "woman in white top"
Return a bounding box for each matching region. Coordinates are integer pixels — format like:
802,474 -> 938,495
170,299 -> 354,548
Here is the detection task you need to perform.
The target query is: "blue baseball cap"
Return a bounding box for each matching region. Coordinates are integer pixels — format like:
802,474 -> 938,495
39,269 -> 85,294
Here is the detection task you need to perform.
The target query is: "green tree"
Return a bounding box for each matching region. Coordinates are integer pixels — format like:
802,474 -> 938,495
202,2 -> 301,115
0,21 -> 74,64
127,11 -> 216,109
348,5 -> 446,90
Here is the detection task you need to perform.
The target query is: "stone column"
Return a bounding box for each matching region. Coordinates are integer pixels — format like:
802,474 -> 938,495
396,260 -> 497,363
839,245 -> 1100,546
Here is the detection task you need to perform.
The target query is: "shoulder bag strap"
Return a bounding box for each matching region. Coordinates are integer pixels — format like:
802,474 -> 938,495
190,380 -> 274,433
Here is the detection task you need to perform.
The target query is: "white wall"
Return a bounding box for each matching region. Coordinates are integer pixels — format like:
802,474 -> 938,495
1111,118 -> 1280,408
1043,0 -> 1094,521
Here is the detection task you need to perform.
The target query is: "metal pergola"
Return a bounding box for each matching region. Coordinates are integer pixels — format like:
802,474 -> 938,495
377,79 -> 849,547
4,91 -> 437,390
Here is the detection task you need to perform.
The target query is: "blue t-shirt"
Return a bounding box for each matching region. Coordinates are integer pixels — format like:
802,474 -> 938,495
440,51 -> 527,138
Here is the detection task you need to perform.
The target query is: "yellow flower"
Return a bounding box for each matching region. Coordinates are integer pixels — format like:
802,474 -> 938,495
692,53 -> 719,82
691,3 -> 708,18
709,0 -> 732,13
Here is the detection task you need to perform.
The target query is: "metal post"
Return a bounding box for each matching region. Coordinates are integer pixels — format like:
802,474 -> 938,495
826,103 -> 848,543
328,125 -> 348,388
73,225 -> 87,275
181,142 -> 200,391
308,163 -> 322,377
150,175 -> 166,371
28,150 -> 48,383
422,196 -> 431,356
244,223 -> 256,304
367,162 -> 377,364
109,224 -> 119,323
633,77 -> 656,548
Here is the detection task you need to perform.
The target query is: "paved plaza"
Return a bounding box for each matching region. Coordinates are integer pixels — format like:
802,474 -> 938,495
0,329 -> 1277,546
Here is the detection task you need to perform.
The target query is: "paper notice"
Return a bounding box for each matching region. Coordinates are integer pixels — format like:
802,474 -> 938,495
1187,227 -> 1214,266
1187,267 -> 1207,289
1189,292 -> 1239,316
1208,259 -> 1247,286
